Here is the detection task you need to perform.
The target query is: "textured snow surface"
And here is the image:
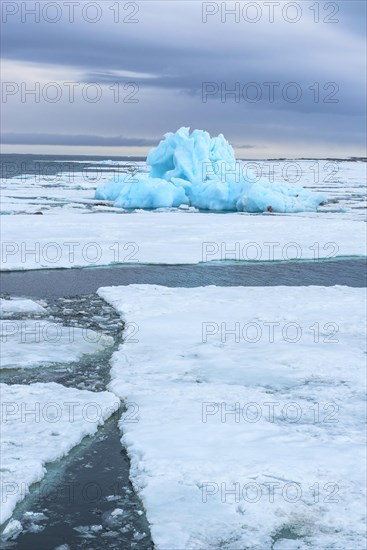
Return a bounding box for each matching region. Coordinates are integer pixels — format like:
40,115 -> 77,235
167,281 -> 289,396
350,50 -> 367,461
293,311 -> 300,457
0,383 -> 119,524
0,298 -> 46,316
1,212 -> 366,270
1,157 -> 365,270
0,320 -> 113,369
98,284 -> 366,550
96,128 -> 326,213
2,158 -> 365,219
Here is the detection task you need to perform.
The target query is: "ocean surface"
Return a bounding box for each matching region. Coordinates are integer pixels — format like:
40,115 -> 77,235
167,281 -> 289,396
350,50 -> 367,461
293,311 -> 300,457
0,153 -> 365,549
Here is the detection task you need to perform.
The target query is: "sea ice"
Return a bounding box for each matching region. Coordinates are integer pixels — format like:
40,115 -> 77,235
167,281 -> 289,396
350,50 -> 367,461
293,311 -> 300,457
2,212 -> 366,270
1,519 -> 23,540
0,382 -> 120,525
95,128 -> 326,212
98,284 -> 366,550
0,298 -> 46,317
0,319 -> 113,369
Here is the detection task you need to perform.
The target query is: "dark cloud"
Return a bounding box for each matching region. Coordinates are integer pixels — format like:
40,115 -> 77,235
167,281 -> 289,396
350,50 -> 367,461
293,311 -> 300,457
233,144 -> 256,149
1,133 -> 157,146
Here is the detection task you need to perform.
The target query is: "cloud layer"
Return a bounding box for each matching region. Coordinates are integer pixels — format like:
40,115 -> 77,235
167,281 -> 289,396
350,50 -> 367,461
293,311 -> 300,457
1,0 -> 366,156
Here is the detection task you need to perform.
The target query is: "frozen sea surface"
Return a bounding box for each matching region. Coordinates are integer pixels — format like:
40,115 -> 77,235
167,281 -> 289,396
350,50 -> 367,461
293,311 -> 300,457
0,154 -> 366,549
0,382 -> 119,525
0,293 -> 153,548
99,284 -> 367,550
0,319 -> 113,369
1,155 -> 366,269
1,155 -> 365,218
0,298 -> 46,317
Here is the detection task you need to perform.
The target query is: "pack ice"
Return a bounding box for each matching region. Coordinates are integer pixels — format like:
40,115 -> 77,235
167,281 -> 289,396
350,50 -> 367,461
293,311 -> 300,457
95,127 -> 326,213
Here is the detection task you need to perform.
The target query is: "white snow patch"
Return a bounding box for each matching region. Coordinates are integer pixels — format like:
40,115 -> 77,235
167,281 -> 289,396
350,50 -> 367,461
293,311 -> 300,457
1,519 -> 23,539
1,212 -> 366,270
0,298 -> 46,317
0,319 -> 113,369
111,508 -> 124,517
98,284 -> 366,550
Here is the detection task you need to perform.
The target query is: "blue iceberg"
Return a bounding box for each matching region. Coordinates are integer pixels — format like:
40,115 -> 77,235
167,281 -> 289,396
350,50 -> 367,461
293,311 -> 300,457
95,127 -> 326,213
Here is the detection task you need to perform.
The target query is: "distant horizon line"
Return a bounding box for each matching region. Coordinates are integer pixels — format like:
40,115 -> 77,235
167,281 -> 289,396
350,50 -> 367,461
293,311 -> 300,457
1,152 -> 366,162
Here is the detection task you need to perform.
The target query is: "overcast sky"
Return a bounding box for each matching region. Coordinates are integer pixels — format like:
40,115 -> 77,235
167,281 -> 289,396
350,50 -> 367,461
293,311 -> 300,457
1,0 -> 366,157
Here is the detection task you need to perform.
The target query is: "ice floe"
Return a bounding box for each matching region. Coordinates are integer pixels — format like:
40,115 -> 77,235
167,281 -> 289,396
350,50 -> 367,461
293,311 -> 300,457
98,284 -> 366,549
0,298 -> 46,317
0,382 -> 119,525
0,319 -> 113,369
1,212 -> 366,270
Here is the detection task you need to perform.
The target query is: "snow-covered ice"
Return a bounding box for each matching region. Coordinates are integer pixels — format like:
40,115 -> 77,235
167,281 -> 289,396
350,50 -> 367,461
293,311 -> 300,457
2,158 -> 365,219
1,155 -> 365,269
96,128 -> 326,213
0,298 -> 46,317
0,319 -> 113,369
0,382 -> 119,525
1,159 -> 366,218
1,519 -> 23,539
1,211 -> 366,270
98,284 -> 366,549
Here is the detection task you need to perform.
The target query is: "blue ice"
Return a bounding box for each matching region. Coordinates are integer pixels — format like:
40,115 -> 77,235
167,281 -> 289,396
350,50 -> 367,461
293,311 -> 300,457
95,127 -> 326,213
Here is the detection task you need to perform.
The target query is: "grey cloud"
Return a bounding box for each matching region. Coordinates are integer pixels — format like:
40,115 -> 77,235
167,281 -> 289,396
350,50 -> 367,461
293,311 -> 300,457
1,1 -> 365,153
1,133 -> 158,146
